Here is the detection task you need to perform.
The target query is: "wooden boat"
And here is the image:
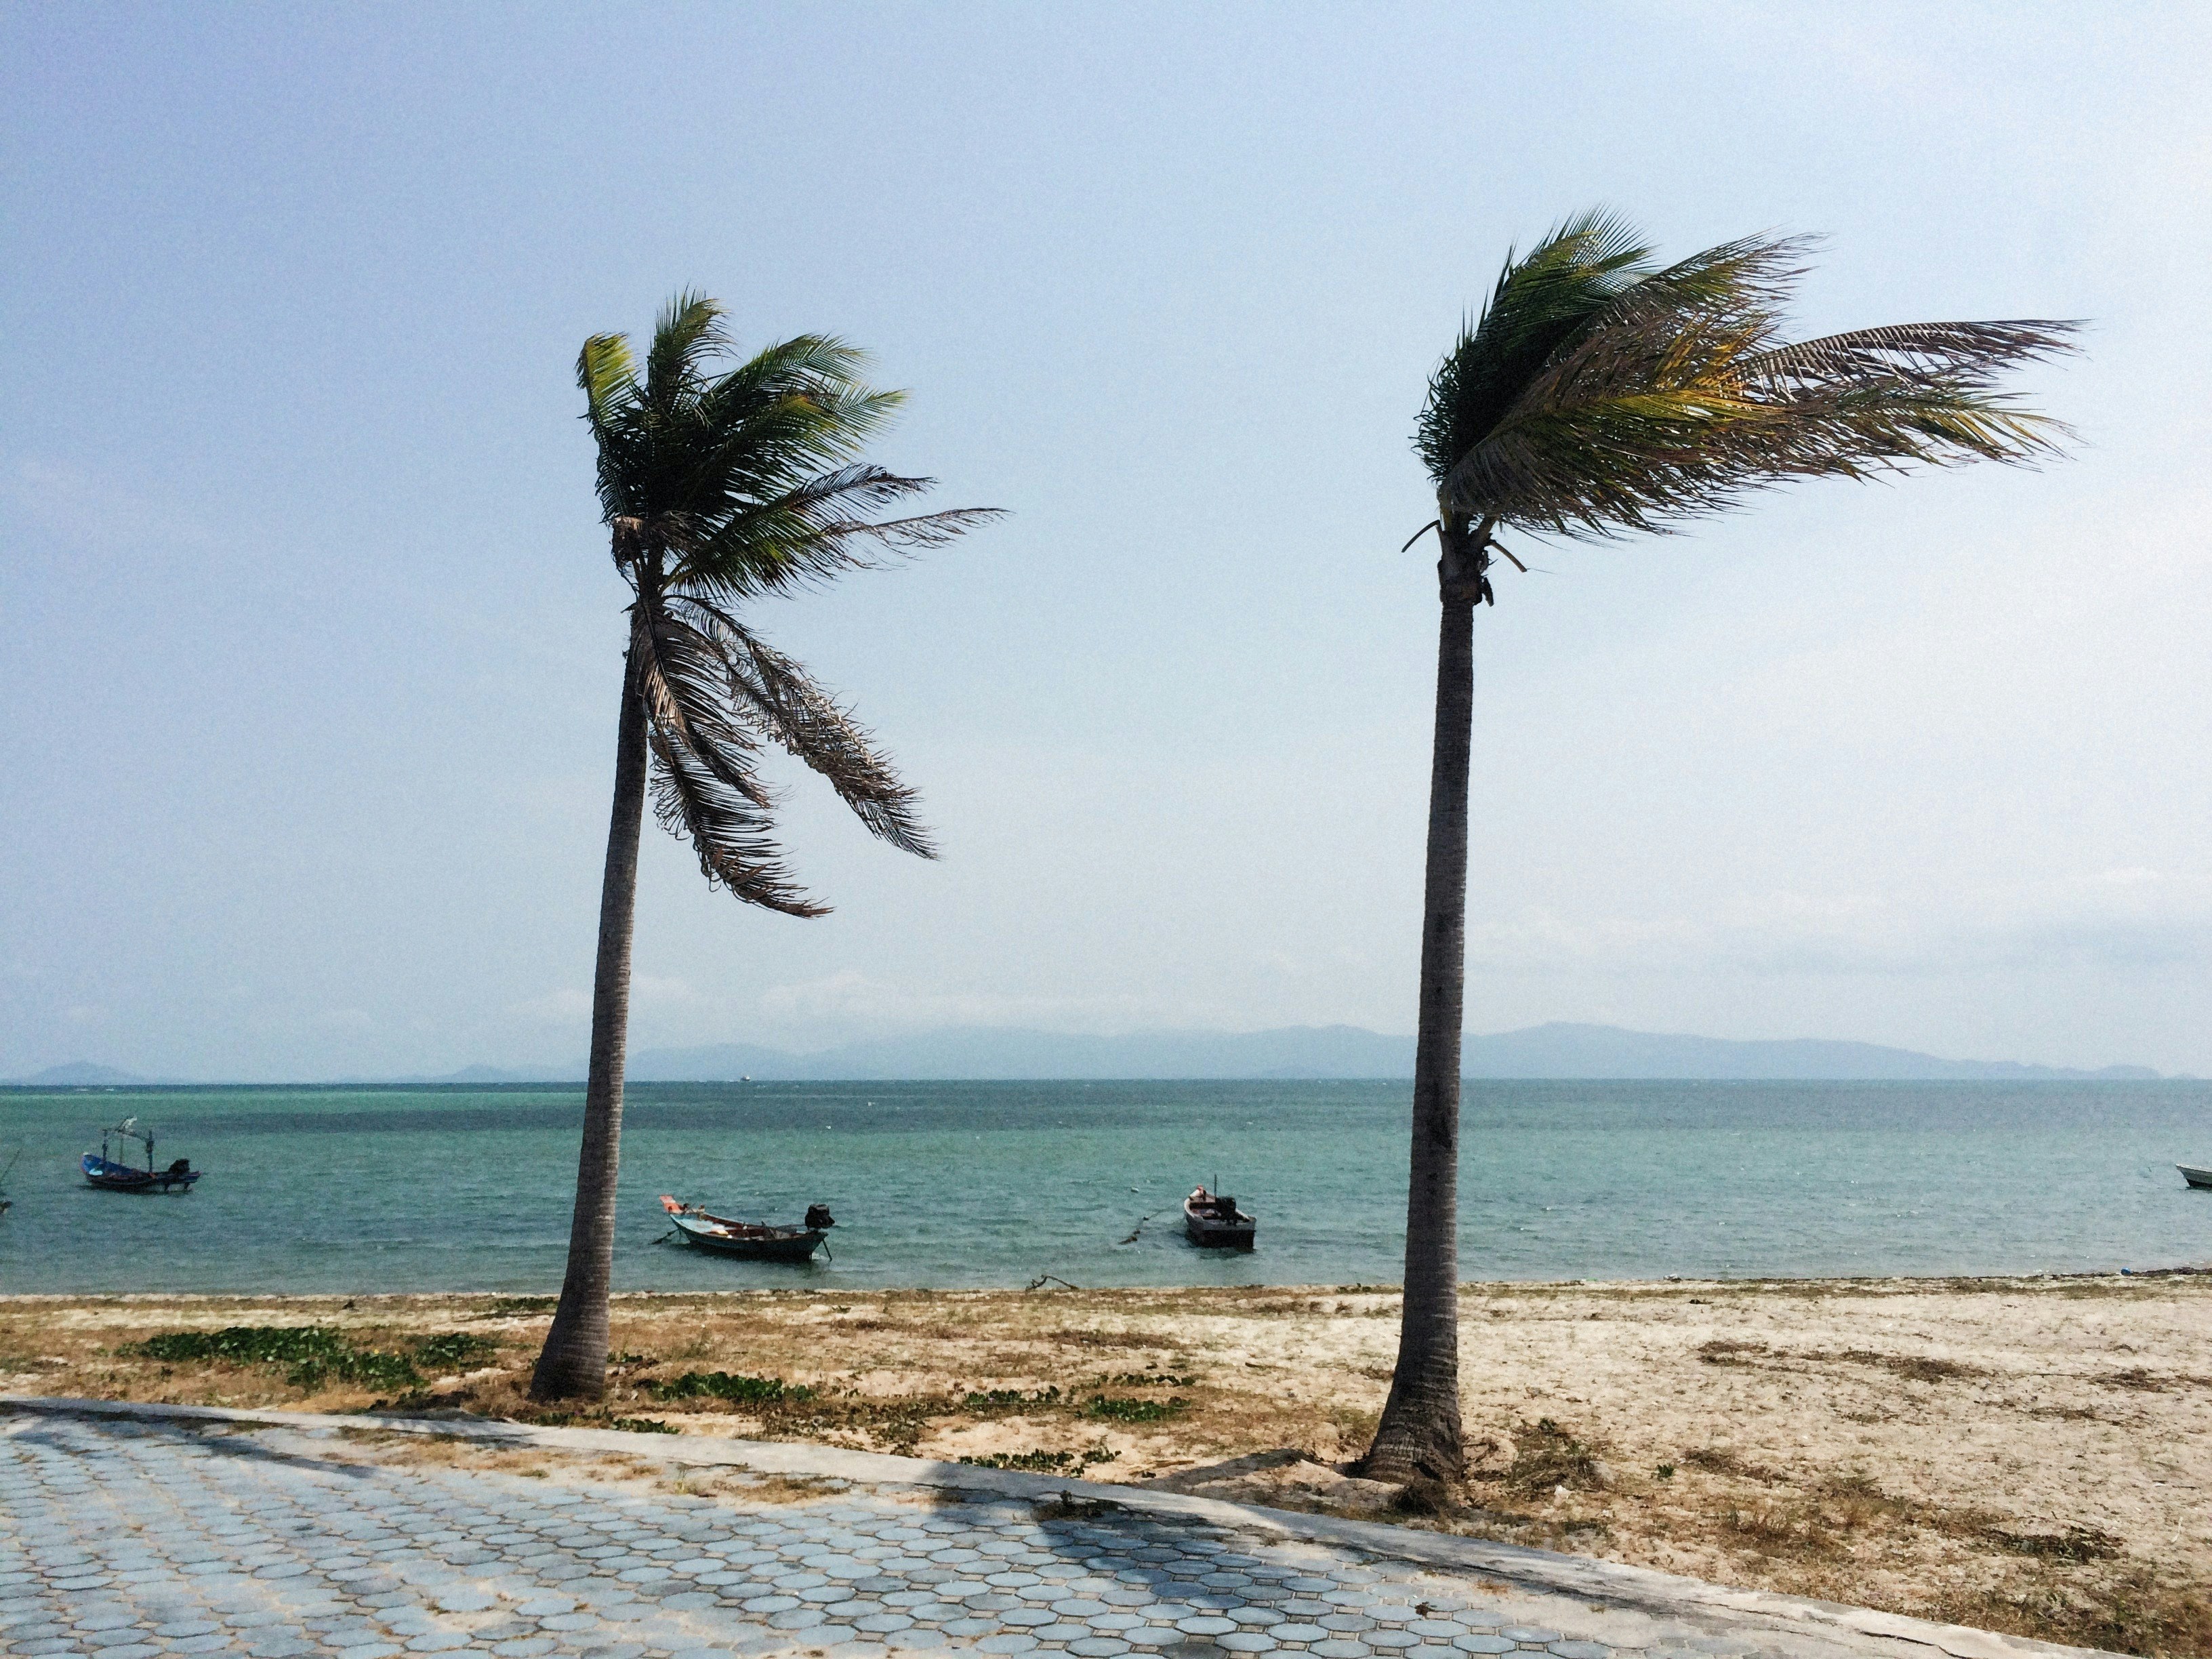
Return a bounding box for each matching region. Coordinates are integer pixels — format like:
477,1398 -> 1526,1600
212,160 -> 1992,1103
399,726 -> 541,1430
1184,1185 -> 1256,1250
81,1118 -> 200,1193
659,1195 -> 832,1261
2179,1165 -> 2212,1190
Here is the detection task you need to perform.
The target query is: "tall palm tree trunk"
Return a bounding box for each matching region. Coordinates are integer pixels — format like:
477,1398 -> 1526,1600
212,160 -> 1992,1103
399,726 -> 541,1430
531,646 -> 649,1401
1362,521 -> 1479,1483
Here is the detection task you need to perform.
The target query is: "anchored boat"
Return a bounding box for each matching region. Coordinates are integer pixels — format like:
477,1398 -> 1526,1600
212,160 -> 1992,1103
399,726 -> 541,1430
1183,1185 -> 1256,1250
2179,1165 -> 2212,1190
81,1118 -> 201,1193
659,1195 -> 834,1261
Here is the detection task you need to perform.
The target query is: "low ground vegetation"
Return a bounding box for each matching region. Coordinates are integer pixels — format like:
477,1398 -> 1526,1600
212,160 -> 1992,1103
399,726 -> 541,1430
5,1274 -> 2207,1655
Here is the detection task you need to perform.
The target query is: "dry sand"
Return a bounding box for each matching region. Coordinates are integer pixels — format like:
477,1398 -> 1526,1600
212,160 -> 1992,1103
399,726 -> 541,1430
4,1274 -> 2207,1656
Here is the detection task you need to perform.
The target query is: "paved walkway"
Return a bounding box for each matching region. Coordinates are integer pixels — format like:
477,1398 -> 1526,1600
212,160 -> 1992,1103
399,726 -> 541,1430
0,1406 -> 2093,1659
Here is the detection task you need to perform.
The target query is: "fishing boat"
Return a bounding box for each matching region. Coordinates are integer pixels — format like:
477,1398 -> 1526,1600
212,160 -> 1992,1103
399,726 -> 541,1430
659,1195 -> 833,1261
2180,1165 -> 2212,1190
1184,1185 -> 1256,1250
81,1118 -> 201,1193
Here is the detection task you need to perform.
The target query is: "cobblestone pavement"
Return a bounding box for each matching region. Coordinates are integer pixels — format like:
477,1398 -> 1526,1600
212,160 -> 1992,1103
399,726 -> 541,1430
0,1412 -> 1936,1659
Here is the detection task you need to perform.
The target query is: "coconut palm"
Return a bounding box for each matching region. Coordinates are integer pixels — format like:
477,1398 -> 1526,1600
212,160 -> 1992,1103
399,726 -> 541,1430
530,295 -> 1000,1402
1361,213 -> 2076,1483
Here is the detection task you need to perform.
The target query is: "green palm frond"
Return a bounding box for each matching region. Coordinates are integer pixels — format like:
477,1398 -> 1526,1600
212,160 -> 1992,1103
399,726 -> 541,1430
1419,215 -> 2080,539
644,291 -> 727,411
678,466 -> 1000,600
1413,209 -> 1656,484
581,292 -> 999,915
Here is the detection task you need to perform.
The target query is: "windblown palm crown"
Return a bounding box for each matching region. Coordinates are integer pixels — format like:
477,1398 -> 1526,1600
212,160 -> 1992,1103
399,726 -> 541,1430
1414,211 -> 2076,564
581,294 -> 998,914
1361,212 -> 2075,1485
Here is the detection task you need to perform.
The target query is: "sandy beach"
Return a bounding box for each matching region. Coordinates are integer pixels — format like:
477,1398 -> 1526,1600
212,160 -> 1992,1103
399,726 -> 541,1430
5,1273 -> 2208,1655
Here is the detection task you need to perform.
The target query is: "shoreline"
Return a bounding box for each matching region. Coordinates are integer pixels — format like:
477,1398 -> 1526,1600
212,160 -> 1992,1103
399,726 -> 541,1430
7,1262 -> 2209,1303
4,1273 -> 2208,1653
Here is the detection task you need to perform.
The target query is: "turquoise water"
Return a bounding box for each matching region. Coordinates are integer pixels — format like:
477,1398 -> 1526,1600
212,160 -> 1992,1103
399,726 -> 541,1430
1,1080 -> 2207,1294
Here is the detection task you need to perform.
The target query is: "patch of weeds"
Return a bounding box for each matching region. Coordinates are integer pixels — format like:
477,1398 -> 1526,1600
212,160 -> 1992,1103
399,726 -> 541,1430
1697,1339 -> 1768,1364
961,1386 -> 1062,1411
130,1326 -> 351,1368
1102,1371 -> 1197,1387
413,1332 -> 500,1370
2092,1366 -> 2166,1391
762,1393 -> 955,1452
1046,1328 -> 1158,1350
644,1370 -> 815,1404
960,1439 -> 1119,1475
1655,1463 -> 1675,1480
1820,1348 -> 1983,1382
1682,1446 -> 1788,1484
726,1473 -> 840,1504
1986,1523 -> 2123,1561
124,1325 -> 425,1392
2008,1563 -> 2212,1657
1707,1339 -> 1984,1382
1724,1504 -> 1813,1553
1484,1417 -> 1605,1494
1083,1394 -> 1187,1423
609,1417 -> 678,1435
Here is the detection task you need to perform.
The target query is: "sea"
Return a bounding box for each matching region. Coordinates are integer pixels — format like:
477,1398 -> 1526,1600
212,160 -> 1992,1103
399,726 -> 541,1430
1,1080 -> 2207,1296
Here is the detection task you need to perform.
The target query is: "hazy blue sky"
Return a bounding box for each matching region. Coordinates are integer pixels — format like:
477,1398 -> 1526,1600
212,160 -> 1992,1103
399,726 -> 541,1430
5,3 -> 2208,1079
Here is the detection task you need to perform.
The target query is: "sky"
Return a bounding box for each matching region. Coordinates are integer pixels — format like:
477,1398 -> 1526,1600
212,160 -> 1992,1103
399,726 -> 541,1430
3,3 -> 2208,1080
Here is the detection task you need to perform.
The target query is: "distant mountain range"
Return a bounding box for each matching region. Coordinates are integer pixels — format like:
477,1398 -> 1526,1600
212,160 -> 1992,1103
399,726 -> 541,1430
7,1061 -> 159,1087
605,1023 -> 2166,1082
11,1022 -> 2167,1085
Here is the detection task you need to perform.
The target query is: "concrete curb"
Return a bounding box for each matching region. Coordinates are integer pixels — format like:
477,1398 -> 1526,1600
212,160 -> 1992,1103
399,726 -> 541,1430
1,1395 -> 2113,1659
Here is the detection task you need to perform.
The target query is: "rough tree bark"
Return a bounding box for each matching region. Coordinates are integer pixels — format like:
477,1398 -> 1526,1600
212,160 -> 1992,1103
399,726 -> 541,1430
1360,515 -> 1484,1484
530,643 -> 650,1401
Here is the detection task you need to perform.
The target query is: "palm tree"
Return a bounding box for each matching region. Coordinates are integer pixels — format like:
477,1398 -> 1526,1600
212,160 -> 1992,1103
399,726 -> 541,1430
1360,214 -> 2076,1483
530,294 -> 1000,1402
